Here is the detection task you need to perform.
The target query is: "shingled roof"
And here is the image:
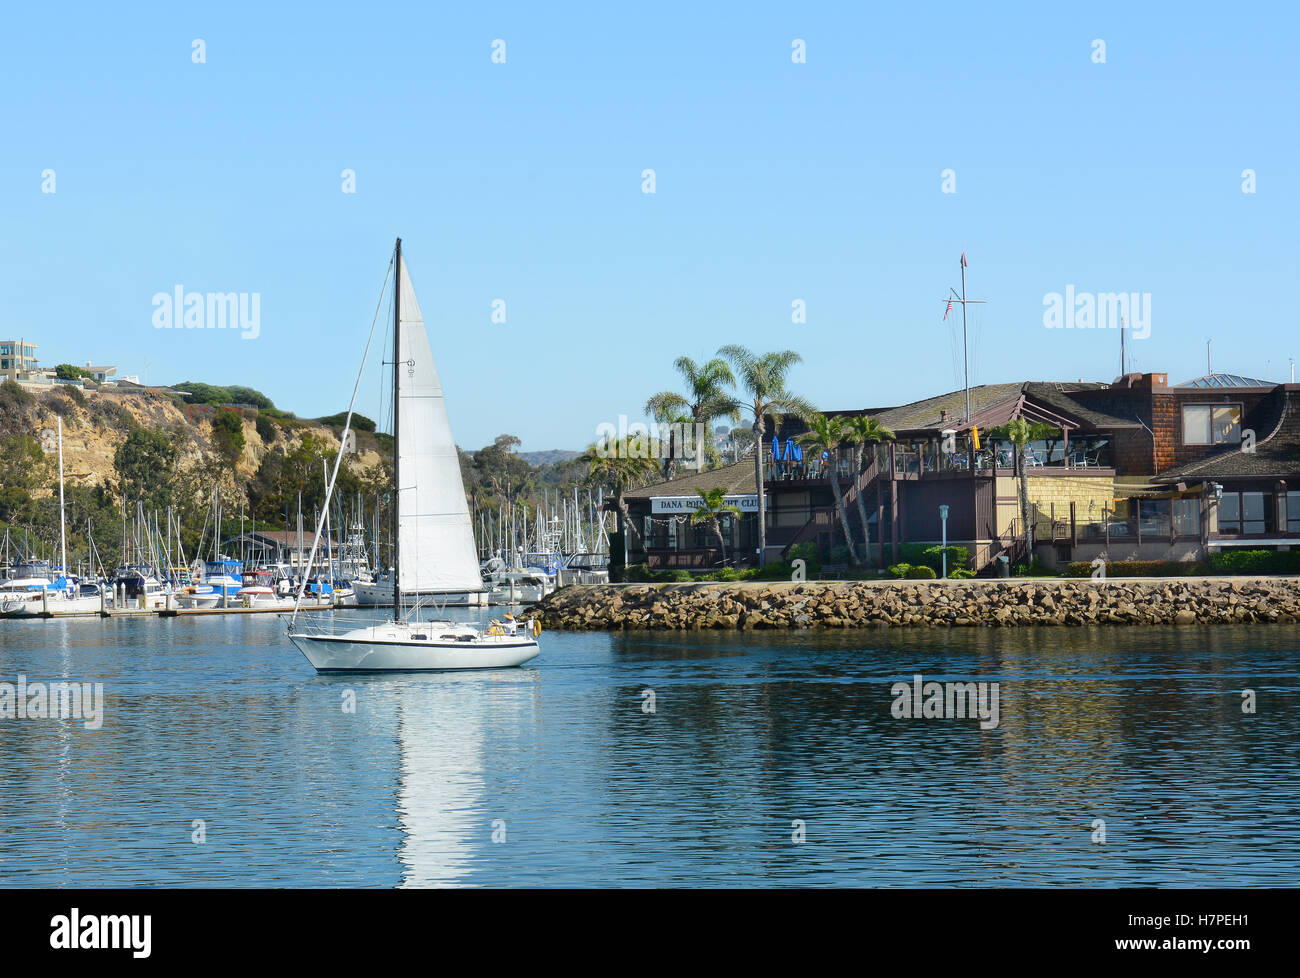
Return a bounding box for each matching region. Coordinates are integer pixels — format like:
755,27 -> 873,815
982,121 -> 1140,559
870,383 -> 1024,433
1157,388 -> 1300,481
624,460 -> 758,500
861,381 -> 1142,435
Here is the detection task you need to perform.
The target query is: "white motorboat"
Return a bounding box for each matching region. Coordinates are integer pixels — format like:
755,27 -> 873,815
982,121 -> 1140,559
354,571 -> 486,607
287,238 -> 538,671
2,581 -> 104,618
175,584 -> 222,609
484,570 -> 550,605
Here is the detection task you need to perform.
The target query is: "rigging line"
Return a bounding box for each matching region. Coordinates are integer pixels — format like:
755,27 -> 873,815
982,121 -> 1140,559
290,256 -> 395,629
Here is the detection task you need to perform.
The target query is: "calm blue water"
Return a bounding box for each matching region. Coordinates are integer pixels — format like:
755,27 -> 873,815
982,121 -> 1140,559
1,610 -> 1298,887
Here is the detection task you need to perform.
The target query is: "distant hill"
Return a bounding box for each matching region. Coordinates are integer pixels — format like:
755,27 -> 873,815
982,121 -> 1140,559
518,449 -> 580,466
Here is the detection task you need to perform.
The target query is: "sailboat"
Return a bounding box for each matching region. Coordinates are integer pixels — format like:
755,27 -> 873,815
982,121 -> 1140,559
286,238 -> 540,671
2,418 -> 104,617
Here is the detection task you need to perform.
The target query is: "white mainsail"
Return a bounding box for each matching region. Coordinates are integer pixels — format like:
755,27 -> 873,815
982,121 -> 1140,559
396,260 -> 483,593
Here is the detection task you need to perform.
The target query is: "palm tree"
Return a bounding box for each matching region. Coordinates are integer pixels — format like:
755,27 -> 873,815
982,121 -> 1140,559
843,414 -> 895,565
644,402 -> 693,480
580,437 -> 660,558
717,345 -> 814,566
1004,417 -> 1034,559
644,356 -> 740,475
690,488 -> 742,566
796,413 -> 859,565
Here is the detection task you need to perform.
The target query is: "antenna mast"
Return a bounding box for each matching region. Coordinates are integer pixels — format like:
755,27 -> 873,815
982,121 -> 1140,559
941,252 -> 986,423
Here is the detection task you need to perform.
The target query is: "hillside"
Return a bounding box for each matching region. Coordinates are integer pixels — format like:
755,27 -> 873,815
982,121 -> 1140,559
0,381 -> 385,499
517,449 -> 580,466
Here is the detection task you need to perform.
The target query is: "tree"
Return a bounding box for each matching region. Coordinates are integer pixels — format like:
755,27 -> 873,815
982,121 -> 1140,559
690,488 -> 742,566
472,434 -> 533,507
114,427 -> 179,510
54,364 -> 91,381
0,434 -> 51,526
318,411 -> 376,432
842,414 -> 895,565
211,409 -> 246,463
1004,417 -> 1034,558
797,413 -> 858,565
644,356 -> 740,476
717,345 -> 814,566
0,433 -> 52,491
642,399 -> 692,480
580,437 -> 659,554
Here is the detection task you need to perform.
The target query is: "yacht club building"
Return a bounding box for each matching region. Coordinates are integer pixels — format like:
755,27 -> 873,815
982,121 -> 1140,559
621,370 -> 1300,573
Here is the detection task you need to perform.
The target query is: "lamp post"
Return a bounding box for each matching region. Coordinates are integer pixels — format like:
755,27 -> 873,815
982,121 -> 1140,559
939,504 -> 950,578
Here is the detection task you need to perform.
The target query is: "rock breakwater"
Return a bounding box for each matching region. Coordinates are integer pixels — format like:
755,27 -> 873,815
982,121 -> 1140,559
534,578 -> 1300,630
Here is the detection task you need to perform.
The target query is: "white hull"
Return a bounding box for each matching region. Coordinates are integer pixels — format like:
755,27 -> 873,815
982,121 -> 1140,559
1,594 -> 104,617
289,621 -> 539,672
486,585 -> 546,605
353,579 -> 486,607
176,591 -> 222,610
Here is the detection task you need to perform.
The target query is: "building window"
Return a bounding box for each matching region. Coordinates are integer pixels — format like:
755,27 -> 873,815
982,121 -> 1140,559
1218,491 -> 1269,535
1172,498 -> 1200,536
1289,492 -> 1300,534
768,491 -> 810,528
1182,404 -> 1241,446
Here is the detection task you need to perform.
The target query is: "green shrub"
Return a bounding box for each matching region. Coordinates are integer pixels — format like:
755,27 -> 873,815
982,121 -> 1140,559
1013,558 -> 1058,577
830,545 -> 852,564
0,379 -> 35,414
1067,560 -> 1209,578
787,541 -> 821,568
896,543 -> 931,566
211,408 -> 246,461
906,565 -> 937,579
895,543 -> 971,574
750,560 -> 797,580
254,413 -> 277,443
45,394 -> 78,418
925,545 -> 970,571
318,411 -> 377,432
1208,550 -> 1300,575
887,562 -> 911,578
949,568 -> 975,579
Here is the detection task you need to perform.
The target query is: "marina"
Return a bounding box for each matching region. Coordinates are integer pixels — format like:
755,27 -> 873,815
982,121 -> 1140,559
1,612 -> 1297,886
0,2 -> 1294,936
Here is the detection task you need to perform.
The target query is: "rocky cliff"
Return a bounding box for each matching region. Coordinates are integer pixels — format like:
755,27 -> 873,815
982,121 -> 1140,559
2,385 -> 383,495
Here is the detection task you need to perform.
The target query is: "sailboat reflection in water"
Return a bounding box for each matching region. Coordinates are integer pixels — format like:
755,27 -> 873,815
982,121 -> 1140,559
286,239 -> 541,671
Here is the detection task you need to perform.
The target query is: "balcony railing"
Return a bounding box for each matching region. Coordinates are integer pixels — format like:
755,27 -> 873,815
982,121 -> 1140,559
894,443 -> 1115,478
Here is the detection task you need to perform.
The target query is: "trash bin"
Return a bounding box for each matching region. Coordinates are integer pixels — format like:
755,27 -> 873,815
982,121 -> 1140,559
997,555 -> 1010,578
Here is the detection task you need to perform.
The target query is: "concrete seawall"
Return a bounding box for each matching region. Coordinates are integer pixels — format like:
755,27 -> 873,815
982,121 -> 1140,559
534,578 -> 1300,630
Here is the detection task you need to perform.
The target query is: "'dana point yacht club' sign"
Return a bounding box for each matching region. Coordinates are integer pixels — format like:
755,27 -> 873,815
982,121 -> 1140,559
650,495 -> 759,514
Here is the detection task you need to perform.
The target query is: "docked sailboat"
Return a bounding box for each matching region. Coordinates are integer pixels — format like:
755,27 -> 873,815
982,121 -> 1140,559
287,238 -> 540,671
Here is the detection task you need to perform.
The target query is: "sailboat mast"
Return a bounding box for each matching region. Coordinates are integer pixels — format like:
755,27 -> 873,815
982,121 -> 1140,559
392,237 -> 402,620
57,416 -> 66,577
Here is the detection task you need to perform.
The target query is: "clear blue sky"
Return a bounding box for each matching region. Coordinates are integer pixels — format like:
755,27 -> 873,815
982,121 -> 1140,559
3,2 -> 1296,451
